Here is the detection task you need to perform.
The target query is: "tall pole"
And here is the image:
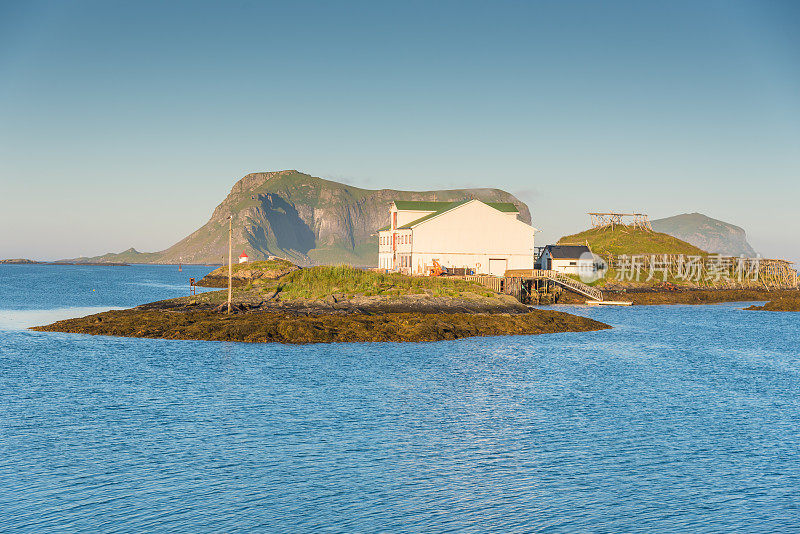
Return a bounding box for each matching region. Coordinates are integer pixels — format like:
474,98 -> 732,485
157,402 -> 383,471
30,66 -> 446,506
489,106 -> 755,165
227,215 -> 232,314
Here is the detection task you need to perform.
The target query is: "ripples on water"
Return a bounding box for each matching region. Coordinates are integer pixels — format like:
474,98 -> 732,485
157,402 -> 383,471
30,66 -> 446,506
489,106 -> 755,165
1,265 -> 799,532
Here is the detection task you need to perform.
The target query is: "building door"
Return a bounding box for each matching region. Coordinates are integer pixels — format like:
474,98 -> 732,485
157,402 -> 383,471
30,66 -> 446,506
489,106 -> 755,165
488,258 -> 508,277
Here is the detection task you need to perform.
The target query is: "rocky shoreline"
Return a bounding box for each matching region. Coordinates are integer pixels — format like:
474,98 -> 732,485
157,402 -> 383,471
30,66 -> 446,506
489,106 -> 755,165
31,265 -> 615,344
745,294 -> 800,312
557,287 -> 799,306
31,306 -> 610,344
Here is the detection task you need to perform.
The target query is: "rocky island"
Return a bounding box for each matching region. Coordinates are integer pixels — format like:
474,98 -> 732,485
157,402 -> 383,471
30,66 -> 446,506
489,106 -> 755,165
0,258 -> 40,264
32,264 -> 610,343
745,293 -> 800,312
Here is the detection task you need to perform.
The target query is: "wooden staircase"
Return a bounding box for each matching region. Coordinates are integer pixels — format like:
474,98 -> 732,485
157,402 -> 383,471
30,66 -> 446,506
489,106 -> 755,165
545,271 -> 603,301
463,270 -> 603,302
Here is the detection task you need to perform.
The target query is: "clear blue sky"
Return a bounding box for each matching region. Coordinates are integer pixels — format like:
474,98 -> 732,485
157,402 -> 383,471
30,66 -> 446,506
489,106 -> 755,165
1,0 -> 798,262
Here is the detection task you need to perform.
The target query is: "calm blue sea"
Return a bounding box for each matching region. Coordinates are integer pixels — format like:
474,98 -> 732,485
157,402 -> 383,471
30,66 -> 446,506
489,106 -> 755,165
1,265 -> 799,532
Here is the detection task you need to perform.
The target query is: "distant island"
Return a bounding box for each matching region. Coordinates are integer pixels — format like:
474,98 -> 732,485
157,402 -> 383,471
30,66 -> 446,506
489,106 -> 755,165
0,258 -> 128,266
0,258 -> 39,264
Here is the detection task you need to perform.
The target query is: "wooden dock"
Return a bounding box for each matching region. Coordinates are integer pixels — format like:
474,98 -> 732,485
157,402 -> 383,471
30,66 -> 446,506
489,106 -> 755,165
462,270 -> 603,303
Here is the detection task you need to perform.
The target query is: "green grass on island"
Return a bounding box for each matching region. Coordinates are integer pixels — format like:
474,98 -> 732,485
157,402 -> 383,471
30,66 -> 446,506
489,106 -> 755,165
198,258 -> 300,287
208,258 -> 297,276
188,264 -> 510,313
31,265 -> 615,343
558,227 -> 706,257
202,262 -> 497,301
265,265 -> 496,300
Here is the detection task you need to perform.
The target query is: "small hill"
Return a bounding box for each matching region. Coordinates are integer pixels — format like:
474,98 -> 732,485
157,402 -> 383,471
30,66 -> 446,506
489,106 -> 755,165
65,170 -> 530,266
197,259 -> 300,287
651,213 -> 756,256
558,227 -> 707,256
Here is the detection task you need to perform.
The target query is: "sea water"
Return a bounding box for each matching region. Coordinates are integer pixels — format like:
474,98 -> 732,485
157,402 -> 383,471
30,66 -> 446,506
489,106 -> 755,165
1,264 -> 799,532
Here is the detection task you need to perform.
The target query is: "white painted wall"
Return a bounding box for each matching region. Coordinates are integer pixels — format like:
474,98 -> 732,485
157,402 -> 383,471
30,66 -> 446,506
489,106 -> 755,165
409,200 -> 535,276
378,229 -> 412,271
391,206 -> 435,229
541,254 -> 594,275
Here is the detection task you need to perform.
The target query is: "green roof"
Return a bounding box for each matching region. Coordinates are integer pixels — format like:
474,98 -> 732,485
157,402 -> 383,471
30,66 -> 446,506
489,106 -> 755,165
400,200 -> 519,229
392,200 -> 518,213
376,199 -> 520,232
483,202 -> 519,213
392,200 -> 453,211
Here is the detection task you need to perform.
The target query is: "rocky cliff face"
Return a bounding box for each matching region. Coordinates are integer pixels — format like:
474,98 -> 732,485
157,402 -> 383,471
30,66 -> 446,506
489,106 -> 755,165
651,213 -> 757,257
86,170 -> 532,265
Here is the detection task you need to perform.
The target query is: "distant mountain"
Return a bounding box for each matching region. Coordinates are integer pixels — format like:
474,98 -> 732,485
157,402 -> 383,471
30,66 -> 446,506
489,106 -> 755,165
651,213 -> 756,257
69,170 -> 530,266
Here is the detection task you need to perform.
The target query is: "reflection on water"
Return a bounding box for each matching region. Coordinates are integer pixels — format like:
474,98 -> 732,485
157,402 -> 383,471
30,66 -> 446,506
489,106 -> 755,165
0,307 -> 124,330
125,281 -> 216,292
1,265 -> 799,532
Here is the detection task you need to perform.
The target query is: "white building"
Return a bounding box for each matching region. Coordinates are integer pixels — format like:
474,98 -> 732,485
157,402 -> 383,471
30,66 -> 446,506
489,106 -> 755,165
238,251 -> 249,263
538,245 -> 594,274
377,200 -> 537,276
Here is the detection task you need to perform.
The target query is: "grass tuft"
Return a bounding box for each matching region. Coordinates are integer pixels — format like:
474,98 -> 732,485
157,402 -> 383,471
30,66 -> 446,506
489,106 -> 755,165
271,265 -> 490,301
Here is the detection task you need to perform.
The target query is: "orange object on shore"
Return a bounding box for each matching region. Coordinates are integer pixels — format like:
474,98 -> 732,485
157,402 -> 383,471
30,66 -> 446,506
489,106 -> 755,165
428,260 -> 443,276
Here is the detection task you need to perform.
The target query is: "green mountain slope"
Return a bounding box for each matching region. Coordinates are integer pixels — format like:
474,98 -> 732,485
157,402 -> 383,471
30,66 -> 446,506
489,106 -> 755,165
651,213 -> 756,256
71,170 -> 531,266
558,227 -> 707,256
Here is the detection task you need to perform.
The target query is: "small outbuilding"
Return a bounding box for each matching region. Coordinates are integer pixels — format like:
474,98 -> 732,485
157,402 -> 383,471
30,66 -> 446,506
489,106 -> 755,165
238,251 -> 249,264
539,245 -> 594,275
